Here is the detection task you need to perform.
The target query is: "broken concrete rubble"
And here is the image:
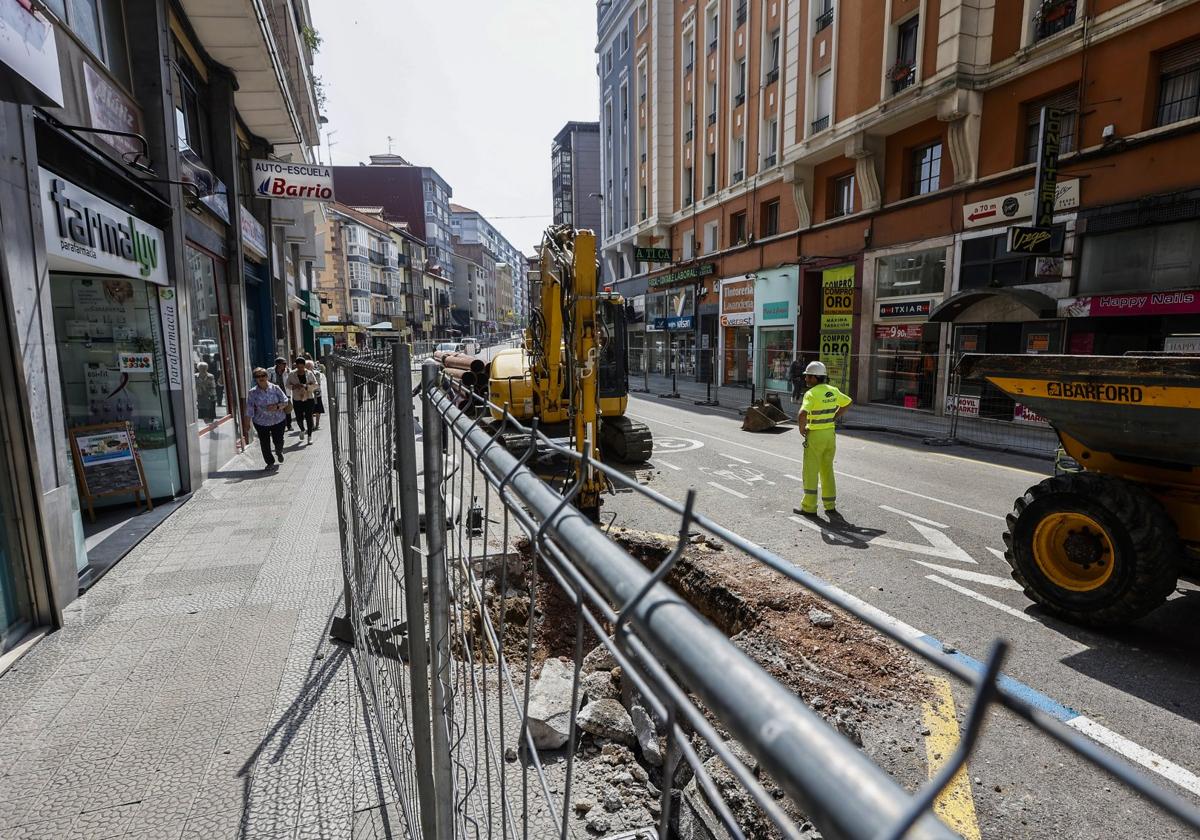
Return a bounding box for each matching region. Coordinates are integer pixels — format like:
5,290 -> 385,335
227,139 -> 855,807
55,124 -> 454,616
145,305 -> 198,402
578,698 -> 637,746
526,657 -> 576,749
583,641 -> 619,673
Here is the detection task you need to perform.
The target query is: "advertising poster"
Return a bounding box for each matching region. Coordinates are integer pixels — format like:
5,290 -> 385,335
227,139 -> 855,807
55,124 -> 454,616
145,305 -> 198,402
69,422 -> 151,519
820,266 -> 855,392
158,287 -> 183,389
118,352 -> 154,373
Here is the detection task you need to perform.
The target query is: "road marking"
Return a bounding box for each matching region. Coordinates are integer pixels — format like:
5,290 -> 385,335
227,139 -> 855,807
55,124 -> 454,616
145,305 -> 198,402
719,452 -> 751,464
911,560 -> 1024,591
652,436 -> 704,453
627,410 -> 1006,520
872,521 -> 977,564
654,460 -> 681,471
1067,717 -> 1200,797
924,677 -> 982,840
784,474 -> 803,483
707,481 -> 748,499
926,575 -> 1035,622
879,505 -> 950,530
986,547 -> 1007,562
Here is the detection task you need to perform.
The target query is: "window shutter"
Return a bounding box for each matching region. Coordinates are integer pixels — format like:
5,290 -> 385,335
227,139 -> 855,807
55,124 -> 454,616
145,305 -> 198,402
1160,40 -> 1200,75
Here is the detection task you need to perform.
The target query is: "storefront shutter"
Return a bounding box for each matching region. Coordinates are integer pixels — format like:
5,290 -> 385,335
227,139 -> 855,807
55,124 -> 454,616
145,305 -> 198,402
1160,40 -> 1200,74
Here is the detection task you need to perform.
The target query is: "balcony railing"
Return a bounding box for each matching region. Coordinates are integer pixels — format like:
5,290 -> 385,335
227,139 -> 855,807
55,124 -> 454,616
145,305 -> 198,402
1034,0 -> 1077,40
641,152 -> 647,162
685,60 -> 694,74
736,3 -> 747,26
707,112 -> 717,126
766,67 -> 779,85
734,92 -> 745,107
371,282 -> 389,296
707,39 -> 717,54
732,170 -> 744,183
706,183 -> 716,197
685,128 -> 693,142
368,249 -> 385,264
811,114 -> 830,133
889,61 -> 916,94
764,153 -> 777,167
816,7 -> 834,32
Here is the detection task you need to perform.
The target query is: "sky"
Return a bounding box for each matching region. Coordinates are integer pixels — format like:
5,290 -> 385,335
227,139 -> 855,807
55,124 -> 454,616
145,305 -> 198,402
309,0 -> 599,257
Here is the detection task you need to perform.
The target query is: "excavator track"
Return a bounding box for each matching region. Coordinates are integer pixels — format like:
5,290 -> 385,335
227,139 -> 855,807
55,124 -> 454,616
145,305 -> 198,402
600,415 -> 653,464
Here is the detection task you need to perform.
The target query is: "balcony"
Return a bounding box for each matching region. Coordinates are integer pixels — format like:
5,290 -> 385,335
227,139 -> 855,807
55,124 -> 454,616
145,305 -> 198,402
368,248 -> 385,264
706,184 -> 716,197
351,312 -> 373,326
764,153 -> 777,167
732,170 -> 744,183
685,128 -> 693,142
707,112 -> 717,126
816,7 -> 834,32
734,93 -> 745,107
889,61 -> 916,94
1034,0 -> 1076,41
811,114 -> 830,133
736,3 -> 747,26
766,67 -> 779,85
371,282 -> 389,296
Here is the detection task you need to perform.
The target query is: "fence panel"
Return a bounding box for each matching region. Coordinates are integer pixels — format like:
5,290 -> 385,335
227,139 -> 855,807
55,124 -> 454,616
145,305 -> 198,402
325,349 -> 1200,840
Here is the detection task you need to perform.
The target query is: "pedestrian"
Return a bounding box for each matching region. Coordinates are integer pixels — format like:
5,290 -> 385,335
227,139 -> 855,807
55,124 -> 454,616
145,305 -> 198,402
269,357 -> 293,431
788,356 -> 806,403
794,360 -> 852,519
287,356 -> 317,444
306,359 -> 325,430
195,362 -> 217,423
247,367 -> 289,469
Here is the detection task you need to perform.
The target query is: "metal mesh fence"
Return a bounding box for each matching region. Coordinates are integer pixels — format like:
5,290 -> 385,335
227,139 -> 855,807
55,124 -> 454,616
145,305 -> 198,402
325,346 -> 1200,840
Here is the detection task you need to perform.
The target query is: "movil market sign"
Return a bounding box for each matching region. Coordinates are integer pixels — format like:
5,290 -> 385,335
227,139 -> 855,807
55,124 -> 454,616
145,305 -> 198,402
252,159 -> 335,201
39,169 -> 167,285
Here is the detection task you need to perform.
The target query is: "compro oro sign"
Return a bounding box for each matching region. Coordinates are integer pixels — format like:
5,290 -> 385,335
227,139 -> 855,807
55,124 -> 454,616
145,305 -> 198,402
39,169 -> 167,285
252,159 -> 335,201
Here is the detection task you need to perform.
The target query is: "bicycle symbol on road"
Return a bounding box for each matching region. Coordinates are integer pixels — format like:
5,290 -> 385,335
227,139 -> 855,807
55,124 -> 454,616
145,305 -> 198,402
698,464 -> 775,487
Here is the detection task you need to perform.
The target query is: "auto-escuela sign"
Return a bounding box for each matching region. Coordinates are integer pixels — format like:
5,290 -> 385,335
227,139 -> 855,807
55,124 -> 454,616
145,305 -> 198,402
647,262 -> 715,288
635,246 -> 672,263
39,169 -> 168,285
252,159 -> 335,201
878,299 -> 932,319
1008,107 -> 1063,255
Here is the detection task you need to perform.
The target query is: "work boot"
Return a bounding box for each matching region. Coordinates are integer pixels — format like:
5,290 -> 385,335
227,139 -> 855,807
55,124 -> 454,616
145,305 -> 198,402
792,507 -> 820,518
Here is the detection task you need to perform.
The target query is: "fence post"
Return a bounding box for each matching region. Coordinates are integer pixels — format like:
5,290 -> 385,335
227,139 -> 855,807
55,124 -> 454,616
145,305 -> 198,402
327,357 -> 355,646
695,344 -> 720,406
420,360 -> 454,839
394,344 -> 437,837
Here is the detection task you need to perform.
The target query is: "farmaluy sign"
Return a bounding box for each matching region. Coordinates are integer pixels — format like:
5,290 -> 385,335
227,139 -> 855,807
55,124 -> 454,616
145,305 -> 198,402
252,159 -> 335,201
40,169 -> 167,285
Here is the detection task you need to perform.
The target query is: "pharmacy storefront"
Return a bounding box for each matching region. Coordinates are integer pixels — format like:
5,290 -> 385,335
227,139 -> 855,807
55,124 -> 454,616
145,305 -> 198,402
752,268 -> 799,397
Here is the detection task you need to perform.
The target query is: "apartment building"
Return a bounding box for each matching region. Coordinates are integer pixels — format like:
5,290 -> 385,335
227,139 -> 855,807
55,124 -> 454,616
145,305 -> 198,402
599,0 -> 1200,428
552,121 -> 604,233
450,204 -> 529,329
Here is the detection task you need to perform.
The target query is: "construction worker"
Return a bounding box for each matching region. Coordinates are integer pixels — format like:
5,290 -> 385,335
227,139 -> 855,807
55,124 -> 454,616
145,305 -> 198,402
795,360 -> 852,518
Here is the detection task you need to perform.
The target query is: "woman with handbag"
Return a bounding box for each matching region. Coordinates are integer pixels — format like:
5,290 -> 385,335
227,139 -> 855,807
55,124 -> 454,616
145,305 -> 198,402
306,359 -> 325,430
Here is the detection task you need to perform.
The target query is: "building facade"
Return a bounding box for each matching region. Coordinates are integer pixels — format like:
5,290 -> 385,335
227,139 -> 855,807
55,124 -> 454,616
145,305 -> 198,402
598,0 -> 1200,428
450,204 -> 529,330
0,0 -> 324,655
552,121 -> 603,234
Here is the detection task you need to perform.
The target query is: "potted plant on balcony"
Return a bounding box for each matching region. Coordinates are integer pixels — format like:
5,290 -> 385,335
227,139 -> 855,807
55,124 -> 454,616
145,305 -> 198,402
888,60 -> 915,83
1034,0 -> 1075,28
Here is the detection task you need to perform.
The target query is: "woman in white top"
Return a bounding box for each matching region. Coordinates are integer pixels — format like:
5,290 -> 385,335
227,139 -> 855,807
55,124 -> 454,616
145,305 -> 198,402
306,359 -> 325,430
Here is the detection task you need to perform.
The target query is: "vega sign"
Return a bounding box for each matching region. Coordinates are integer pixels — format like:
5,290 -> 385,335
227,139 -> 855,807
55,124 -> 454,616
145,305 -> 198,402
39,169 -> 167,285
251,159 -> 335,201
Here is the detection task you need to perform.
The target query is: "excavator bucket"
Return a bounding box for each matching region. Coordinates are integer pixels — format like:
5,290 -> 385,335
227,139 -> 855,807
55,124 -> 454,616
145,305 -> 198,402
741,400 -> 790,432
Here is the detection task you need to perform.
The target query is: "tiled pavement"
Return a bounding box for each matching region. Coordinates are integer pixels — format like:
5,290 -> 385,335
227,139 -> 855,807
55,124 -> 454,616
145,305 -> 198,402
0,430 -> 403,839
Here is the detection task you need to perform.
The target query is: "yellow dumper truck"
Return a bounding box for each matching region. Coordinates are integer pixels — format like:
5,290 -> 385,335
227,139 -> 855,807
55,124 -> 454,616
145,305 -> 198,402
960,353 -> 1199,626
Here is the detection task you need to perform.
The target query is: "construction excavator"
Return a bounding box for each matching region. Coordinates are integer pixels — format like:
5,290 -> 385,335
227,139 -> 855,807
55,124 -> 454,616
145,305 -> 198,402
484,225 -> 653,518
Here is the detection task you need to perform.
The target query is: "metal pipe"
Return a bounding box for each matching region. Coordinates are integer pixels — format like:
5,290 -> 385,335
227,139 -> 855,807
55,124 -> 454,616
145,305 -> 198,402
427,385 -> 957,840
394,345 -> 436,838
421,361 -> 455,839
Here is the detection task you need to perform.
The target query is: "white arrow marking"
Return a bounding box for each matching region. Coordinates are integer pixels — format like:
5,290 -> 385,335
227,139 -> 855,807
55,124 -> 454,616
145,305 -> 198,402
879,505 -> 950,530
910,560 -> 1022,591
926,575 -> 1034,622
871,521 -> 978,564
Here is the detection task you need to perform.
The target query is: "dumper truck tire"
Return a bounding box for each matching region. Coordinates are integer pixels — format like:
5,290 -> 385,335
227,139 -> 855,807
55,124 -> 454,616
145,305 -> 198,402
1003,473 -> 1182,626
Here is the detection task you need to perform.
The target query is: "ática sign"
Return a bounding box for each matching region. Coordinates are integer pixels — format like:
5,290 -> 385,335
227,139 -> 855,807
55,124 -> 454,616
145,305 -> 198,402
39,169 -> 167,285
252,159 -> 335,201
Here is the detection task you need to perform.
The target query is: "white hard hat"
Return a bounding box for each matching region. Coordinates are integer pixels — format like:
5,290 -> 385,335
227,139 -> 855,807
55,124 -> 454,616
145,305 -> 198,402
804,360 -> 828,376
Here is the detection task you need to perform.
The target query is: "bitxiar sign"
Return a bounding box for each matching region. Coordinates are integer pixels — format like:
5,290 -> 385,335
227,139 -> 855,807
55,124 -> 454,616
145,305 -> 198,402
39,169 -> 167,285
252,159 -> 335,201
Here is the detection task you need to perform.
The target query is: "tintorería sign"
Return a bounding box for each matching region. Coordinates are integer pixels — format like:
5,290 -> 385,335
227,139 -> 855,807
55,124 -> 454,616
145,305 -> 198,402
39,169 -> 167,285
252,159 -> 335,201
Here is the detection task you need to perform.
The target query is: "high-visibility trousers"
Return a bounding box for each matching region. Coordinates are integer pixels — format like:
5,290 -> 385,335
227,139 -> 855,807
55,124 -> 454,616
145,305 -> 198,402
801,427 -> 838,513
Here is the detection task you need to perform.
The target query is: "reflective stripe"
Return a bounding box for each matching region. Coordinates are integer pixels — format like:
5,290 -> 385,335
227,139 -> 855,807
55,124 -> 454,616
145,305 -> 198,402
803,490 -> 817,495
810,408 -> 838,415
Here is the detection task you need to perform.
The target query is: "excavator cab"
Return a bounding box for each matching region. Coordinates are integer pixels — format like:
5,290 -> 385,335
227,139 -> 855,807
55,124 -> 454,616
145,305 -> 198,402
597,294 -> 629,406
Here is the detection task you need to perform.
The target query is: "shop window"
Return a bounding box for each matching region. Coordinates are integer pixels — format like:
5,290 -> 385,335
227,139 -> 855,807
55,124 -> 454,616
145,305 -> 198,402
759,328 -> 795,393
761,199 -> 780,237
869,324 -> 939,410
1156,40 -> 1200,127
830,173 -> 855,218
186,248 -> 235,427
731,211 -> 747,245
42,0 -> 131,88
960,228 -> 1065,288
1024,90 -> 1078,163
875,247 -> 947,298
1079,219 -> 1200,294
908,141 -> 942,196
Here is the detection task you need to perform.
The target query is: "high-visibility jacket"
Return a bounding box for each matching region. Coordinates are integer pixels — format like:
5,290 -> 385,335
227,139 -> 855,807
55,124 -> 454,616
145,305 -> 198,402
801,383 -> 852,430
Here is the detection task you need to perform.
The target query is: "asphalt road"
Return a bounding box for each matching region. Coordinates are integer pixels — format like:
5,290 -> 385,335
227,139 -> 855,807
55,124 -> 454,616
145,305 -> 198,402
606,393 -> 1200,840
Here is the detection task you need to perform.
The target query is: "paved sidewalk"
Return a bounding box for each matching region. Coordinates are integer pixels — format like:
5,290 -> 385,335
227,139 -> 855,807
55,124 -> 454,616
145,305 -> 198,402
0,430 -> 400,840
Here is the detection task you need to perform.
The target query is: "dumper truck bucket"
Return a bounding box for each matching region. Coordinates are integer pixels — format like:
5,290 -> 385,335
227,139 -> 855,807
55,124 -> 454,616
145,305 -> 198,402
957,353 -> 1200,471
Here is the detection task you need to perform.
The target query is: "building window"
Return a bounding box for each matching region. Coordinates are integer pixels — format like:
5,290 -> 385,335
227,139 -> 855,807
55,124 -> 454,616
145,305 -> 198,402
1033,0 -> 1077,42
1079,219 -> 1200,295
875,247 -> 946,297
683,230 -> 695,259
735,59 -> 747,106
831,173 -> 855,218
870,326 -> 939,411
767,32 -> 781,83
43,0 -> 131,87
731,211 -> 747,245
763,118 -> 778,166
708,82 -> 718,124
704,220 -> 719,253
761,200 -> 780,237
813,70 -> 832,133
732,137 -> 745,182
705,152 -> 716,195
621,27 -> 629,54
172,41 -> 211,161
908,141 -> 942,196
960,228 -> 1065,289
707,7 -> 719,52
638,0 -> 648,31
1156,40 -> 1200,127
639,185 -> 647,221
639,66 -> 648,103
890,16 -> 919,94
736,0 -> 747,27
685,37 -> 695,72
816,0 -> 834,32
1024,90 -> 1078,163
683,165 -> 694,206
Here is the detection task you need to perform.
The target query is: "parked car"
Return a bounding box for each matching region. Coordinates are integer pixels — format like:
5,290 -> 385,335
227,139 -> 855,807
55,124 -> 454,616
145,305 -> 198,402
436,342 -> 465,354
